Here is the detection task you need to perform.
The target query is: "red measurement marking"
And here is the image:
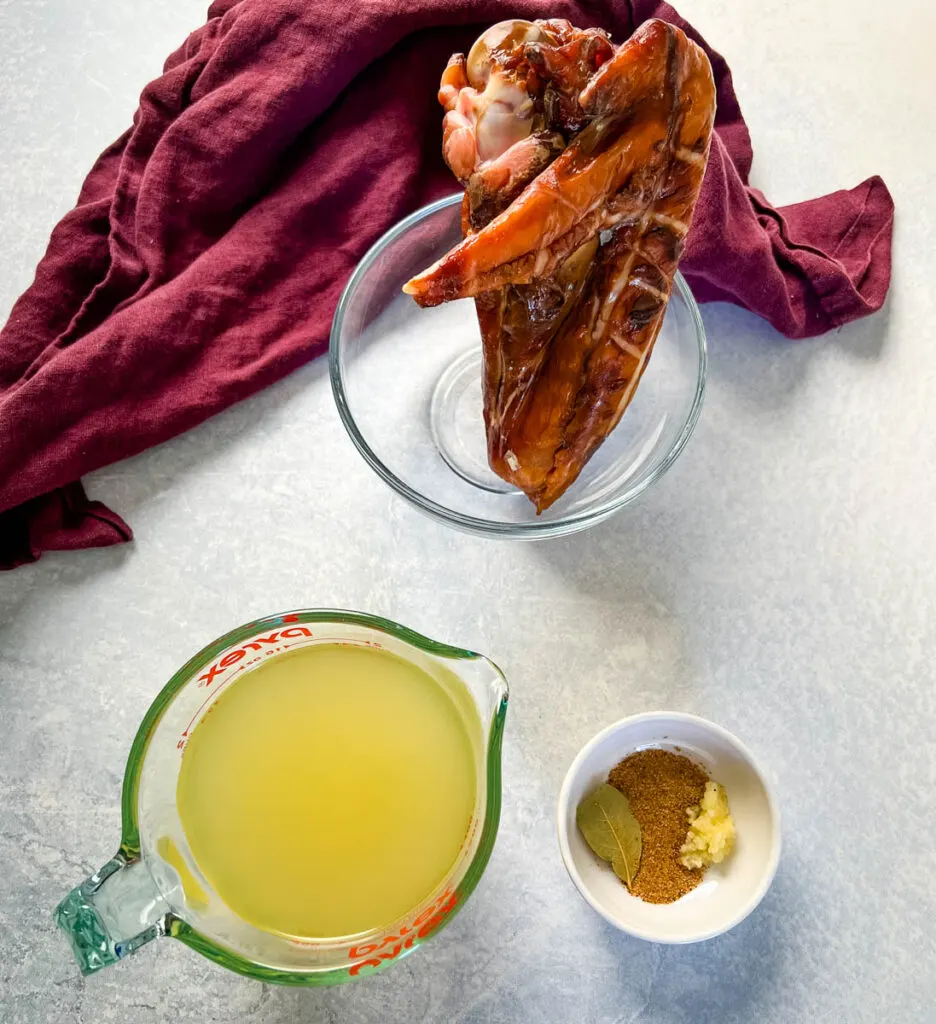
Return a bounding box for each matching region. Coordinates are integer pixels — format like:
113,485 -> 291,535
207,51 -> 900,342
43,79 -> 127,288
181,687 -> 226,741
318,639 -> 384,650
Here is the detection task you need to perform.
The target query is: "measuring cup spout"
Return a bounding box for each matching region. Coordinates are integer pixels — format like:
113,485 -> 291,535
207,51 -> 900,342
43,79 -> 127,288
55,851 -> 170,975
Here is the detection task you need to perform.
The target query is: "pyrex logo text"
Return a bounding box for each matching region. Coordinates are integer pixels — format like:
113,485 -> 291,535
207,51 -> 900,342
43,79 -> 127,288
197,627 -> 314,686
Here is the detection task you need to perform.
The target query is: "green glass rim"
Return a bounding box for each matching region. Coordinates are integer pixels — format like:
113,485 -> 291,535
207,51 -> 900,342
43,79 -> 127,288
117,607 -> 508,985
329,193 -> 708,539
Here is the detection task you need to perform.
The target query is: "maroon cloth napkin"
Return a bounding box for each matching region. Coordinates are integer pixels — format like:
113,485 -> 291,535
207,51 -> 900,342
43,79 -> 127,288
0,0 -> 894,568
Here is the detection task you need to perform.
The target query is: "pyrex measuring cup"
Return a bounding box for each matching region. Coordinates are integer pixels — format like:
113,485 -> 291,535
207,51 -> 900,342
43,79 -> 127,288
55,609 -> 508,984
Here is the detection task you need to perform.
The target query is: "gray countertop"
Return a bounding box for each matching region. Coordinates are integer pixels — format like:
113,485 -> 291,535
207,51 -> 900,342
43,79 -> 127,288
1,1 -> 934,1022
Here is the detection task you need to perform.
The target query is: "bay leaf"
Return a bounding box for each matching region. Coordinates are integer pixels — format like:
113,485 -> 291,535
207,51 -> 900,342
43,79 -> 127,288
576,782 -> 642,888
611,852 -> 636,887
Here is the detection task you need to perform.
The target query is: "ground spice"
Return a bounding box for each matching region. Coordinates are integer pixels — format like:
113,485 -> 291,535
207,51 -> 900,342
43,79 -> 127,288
608,748 -> 708,904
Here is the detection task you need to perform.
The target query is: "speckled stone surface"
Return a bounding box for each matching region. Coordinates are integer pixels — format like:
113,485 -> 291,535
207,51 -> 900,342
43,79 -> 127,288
1,1 -> 934,1021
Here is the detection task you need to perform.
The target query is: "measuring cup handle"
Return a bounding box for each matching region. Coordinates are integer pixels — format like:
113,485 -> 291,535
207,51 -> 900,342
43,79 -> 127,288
55,851 -> 170,975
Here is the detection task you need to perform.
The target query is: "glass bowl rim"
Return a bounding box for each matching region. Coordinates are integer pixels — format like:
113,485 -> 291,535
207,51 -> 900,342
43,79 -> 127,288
329,193 -> 707,539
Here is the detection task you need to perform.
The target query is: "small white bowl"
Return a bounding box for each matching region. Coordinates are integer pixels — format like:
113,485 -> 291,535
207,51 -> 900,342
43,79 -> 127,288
557,712 -> 781,944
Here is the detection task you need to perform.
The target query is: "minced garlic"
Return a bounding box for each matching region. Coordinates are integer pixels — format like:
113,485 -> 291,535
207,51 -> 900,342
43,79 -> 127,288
678,781 -> 735,869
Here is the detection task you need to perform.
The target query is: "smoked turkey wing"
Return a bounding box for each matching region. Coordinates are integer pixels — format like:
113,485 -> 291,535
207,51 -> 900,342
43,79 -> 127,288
431,20 -> 613,477
404,19 -> 715,511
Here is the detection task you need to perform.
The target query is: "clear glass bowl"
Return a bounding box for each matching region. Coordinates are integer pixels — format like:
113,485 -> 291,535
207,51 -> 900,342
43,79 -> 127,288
330,195 -> 706,538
